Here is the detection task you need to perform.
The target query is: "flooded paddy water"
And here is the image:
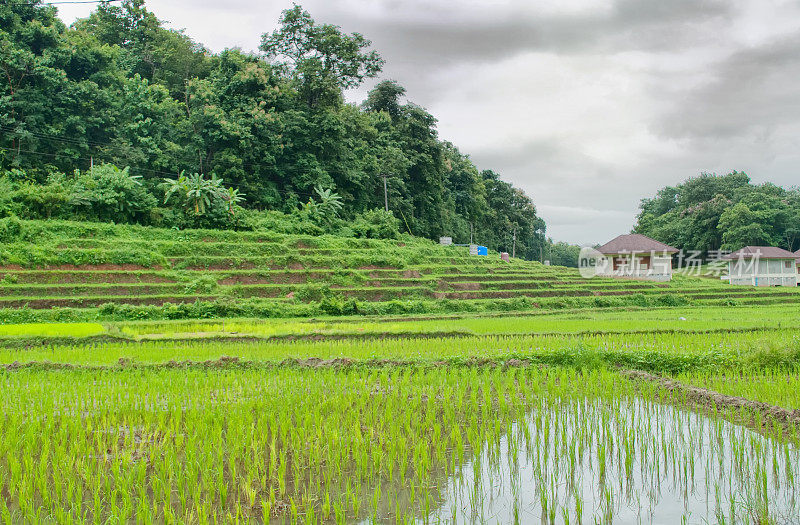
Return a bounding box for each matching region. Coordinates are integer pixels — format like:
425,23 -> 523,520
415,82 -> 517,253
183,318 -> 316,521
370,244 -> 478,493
425,398 -> 799,524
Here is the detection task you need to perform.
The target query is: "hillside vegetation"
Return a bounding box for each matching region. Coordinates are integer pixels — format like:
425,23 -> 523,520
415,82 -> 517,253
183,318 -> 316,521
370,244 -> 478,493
1,1 -> 545,257
2,219 -> 799,324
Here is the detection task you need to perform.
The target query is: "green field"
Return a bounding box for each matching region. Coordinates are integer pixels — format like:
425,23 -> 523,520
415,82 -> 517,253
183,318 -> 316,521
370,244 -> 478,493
1,221 -> 800,523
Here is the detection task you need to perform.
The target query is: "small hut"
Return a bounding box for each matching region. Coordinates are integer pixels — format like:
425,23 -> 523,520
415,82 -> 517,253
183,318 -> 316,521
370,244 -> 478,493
724,246 -> 798,287
595,234 -> 679,281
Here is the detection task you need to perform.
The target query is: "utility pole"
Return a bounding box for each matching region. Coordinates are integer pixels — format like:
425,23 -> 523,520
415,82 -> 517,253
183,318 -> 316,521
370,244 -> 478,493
512,228 -> 517,259
381,174 -> 389,212
470,222 -> 474,244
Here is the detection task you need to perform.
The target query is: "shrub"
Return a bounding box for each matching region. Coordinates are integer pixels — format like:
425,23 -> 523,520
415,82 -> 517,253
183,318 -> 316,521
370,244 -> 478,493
294,283 -> 333,302
352,208 -> 401,239
0,176 -> 16,218
182,275 -> 219,294
68,165 -> 158,224
0,216 -> 23,243
240,209 -> 323,235
318,296 -> 359,315
12,178 -> 70,219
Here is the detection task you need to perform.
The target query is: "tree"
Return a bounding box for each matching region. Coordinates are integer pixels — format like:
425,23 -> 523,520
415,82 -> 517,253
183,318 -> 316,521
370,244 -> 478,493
546,240 -> 581,267
221,187 -> 246,216
363,80 -> 405,120
718,202 -> 771,249
68,164 -> 156,223
783,203 -> 800,251
1,0 -> 549,259
74,0 -> 161,81
1,1 -> 69,175
635,171 -> 799,255
302,184 -> 343,225
259,5 -> 384,107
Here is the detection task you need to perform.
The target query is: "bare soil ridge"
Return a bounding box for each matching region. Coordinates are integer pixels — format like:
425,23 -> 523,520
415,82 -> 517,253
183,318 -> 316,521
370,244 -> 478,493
623,369 -> 800,435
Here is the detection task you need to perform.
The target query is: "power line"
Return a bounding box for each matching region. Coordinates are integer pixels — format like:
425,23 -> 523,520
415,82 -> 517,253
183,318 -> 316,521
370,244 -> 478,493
0,126 -> 113,150
1,125 -> 281,182
0,145 -> 180,179
46,1 -> 121,4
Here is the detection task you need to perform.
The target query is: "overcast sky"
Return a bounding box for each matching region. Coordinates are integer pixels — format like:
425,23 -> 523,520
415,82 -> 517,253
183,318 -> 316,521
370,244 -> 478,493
57,0 -> 800,245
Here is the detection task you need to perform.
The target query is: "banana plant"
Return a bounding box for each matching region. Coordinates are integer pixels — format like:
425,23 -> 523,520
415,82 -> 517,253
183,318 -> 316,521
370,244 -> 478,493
222,187 -> 246,216
163,172 -> 227,215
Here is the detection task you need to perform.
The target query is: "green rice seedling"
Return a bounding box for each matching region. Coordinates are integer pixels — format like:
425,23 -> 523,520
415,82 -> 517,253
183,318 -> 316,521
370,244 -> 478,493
675,370 -> 800,409
0,322 -> 105,338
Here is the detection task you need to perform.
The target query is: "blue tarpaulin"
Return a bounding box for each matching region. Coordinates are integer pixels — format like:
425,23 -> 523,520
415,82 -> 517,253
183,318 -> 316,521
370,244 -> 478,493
477,246 -> 488,256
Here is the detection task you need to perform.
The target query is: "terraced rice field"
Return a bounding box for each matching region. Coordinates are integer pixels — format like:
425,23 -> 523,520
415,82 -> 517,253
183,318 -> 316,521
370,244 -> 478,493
2,220 -> 800,523
2,220 -> 799,325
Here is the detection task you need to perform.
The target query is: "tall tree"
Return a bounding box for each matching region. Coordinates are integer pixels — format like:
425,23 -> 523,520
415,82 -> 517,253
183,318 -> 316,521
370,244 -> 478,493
259,5 -> 383,108
363,80 -> 405,120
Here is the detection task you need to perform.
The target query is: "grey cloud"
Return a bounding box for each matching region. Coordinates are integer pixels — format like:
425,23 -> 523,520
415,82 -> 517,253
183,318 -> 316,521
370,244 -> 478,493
307,0 -> 732,68
654,32 -> 800,141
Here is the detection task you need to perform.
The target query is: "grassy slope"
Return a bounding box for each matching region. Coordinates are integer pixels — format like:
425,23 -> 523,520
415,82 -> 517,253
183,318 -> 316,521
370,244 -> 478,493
1,219 -> 799,326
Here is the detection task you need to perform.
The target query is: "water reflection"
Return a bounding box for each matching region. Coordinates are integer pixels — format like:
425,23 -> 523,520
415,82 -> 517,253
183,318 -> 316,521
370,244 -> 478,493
427,399 -> 799,524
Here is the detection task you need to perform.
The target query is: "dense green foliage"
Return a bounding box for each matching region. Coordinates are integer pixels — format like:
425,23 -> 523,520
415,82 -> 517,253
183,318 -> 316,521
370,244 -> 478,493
634,171 -> 800,254
0,1 -> 545,256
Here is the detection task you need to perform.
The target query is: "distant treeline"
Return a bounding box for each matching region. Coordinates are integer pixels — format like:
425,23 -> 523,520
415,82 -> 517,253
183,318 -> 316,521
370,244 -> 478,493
0,1 -> 546,257
634,172 -> 800,254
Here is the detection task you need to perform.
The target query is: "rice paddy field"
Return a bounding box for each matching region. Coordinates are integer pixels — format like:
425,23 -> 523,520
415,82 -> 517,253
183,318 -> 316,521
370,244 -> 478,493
2,220 -> 800,523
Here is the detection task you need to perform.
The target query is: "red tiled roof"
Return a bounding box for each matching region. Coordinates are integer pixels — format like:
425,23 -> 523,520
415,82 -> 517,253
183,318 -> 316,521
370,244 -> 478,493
723,246 -> 797,260
596,234 -> 679,255
795,249 -> 800,265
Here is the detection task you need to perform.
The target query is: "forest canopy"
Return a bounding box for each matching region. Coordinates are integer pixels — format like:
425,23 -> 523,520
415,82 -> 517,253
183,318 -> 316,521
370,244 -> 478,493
0,0 -> 546,258
633,172 -> 800,254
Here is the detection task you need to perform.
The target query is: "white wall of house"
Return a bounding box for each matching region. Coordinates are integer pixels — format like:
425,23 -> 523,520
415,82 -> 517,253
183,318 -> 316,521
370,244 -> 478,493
595,252 -> 674,281
728,258 -> 798,286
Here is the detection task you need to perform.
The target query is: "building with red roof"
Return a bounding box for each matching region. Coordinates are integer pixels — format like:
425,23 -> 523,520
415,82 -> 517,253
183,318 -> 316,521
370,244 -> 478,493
594,234 -> 679,281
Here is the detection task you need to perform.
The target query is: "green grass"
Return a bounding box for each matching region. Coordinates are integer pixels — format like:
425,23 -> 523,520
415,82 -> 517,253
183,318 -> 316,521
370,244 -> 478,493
2,303 -> 800,344
62,304 -> 800,340
4,326 -> 799,375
